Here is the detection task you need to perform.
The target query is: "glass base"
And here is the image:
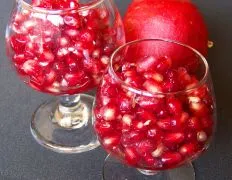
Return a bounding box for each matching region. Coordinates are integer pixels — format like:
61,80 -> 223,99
30,94 -> 100,153
103,155 -> 195,180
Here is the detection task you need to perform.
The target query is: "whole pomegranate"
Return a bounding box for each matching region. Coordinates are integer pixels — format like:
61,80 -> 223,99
124,0 -> 209,69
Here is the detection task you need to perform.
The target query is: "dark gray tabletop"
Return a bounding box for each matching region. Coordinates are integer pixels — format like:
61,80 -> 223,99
0,0 -> 231,179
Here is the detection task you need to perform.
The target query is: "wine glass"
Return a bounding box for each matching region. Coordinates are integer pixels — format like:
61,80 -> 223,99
94,39 -> 216,179
5,0 -> 125,153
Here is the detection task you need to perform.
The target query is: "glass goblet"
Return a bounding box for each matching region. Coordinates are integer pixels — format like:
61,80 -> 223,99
5,0 -> 125,153
94,39 -> 216,179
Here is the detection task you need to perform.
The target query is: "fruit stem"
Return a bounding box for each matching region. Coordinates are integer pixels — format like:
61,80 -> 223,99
51,94 -> 89,129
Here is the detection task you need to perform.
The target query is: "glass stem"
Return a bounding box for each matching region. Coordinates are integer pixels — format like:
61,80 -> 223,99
52,94 -> 89,129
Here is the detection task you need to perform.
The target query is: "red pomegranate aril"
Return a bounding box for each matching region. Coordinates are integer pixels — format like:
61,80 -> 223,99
57,36 -> 70,47
189,100 -> 209,117
136,96 -> 164,110
137,109 -> 156,124
197,131 -> 208,142
132,120 -> 147,131
64,27 -> 80,38
102,133 -> 121,149
201,116 -> 214,131
177,67 -> 191,86
136,56 -> 158,73
95,121 -> 114,137
122,114 -> 133,127
118,94 -> 134,112
137,140 -> 155,157
156,57 -> 172,73
157,117 -> 180,130
92,48 -> 101,59
65,55 -> 81,71
156,107 -> 169,119
161,152 -> 182,166
100,55 -> 110,65
38,50 -> 55,66
125,75 -> 143,88
144,72 -> 164,83
44,69 -> 57,85
163,132 -> 185,145
13,54 -> 26,64
64,72 -> 89,86
147,127 -> 162,141
151,144 -> 165,158
167,97 -> 183,115
179,143 -> 197,157
80,29 -> 95,43
63,15 -> 81,28
10,34 -> 28,53
121,131 -> 146,147
21,59 -> 40,76
100,104 -> 117,121
188,117 -> 202,130
143,154 -> 158,167
143,79 -> 162,94
125,147 -> 139,166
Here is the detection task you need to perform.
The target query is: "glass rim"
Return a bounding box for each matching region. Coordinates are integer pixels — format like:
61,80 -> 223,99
17,0 -> 104,15
109,38 -> 209,97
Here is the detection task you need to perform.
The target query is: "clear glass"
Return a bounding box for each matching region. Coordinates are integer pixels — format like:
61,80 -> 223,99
5,0 -> 125,153
93,39 -> 216,179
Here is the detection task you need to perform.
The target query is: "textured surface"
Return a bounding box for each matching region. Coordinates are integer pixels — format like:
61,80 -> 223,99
0,0 -> 231,179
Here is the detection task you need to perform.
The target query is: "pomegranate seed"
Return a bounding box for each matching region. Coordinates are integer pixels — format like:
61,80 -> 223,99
80,29 -> 95,43
201,116 -> 214,131
136,56 -> 158,72
100,104 -> 117,121
121,131 -> 146,147
137,140 -> 155,157
122,114 -> 133,127
10,34 -> 28,53
151,144 -> 164,158
197,131 -> 207,142
136,96 -> 164,110
100,55 -> 110,65
124,147 -> 139,165
118,93 -> 133,112
157,117 -> 181,130
38,50 -> 55,66
187,117 -> 201,130
143,79 -> 162,94
189,100 -> 209,117
13,54 -> 26,64
156,57 -> 172,73
167,97 -> 182,115
179,143 -> 197,157
137,109 -> 157,124
64,72 -> 89,87
143,154 -> 159,167
144,72 -> 164,82
64,27 -> 80,38
102,134 -> 121,149
95,121 -> 114,137
21,59 -> 40,76
132,120 -> 147,131
147,127 -> 162,141
163,132 -> 185,145
177,67 -> 191,86
161,152 -> 182,166
57,36 -> 70,47
63,15 -> 81,27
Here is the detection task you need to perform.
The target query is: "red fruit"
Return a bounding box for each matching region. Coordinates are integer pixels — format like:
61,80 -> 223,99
136,96 -> 164,110
156,57 -> 172,73
64,72 -> 89,87
137,140 -> 155,157
136,56 -> 158,72
38,50 -> 55,66
197,131 -> 207,142
166,97 -> 183,115
10,34 -> 28,53
124,0 -> 208,67
143,79 -> 162,94
157,117 -> 181,130
187,117 -> 201,130
143,154 -> 159,167
179,143 -> 197,157
118,93 -> 134,112
124,147 -> 139,165
201,116 -> 214,133
137,109 -> 157,124
163,132 -> 185,145
121,131 -> 146,147
161,152 -> 182,166
102,133 -> 121,149
63,14 -> 81,28
94,121 -> 114,137
21,59 -> 40,76
147,127 -> 162,141
100,104 -> 118,121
